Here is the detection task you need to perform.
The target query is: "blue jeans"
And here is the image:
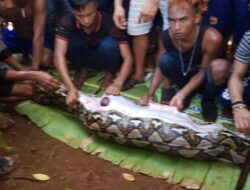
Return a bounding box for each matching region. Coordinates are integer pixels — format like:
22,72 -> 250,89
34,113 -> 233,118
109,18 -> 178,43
1,28 -> 53,52
45,0 -> 71,47
221,78 -> 250,109
67,36 -> 121,74
159,52 -> 224,101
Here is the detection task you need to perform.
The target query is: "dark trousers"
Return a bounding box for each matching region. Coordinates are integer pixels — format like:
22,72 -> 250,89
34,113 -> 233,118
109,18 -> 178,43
67,36 -> 121,74
221,78 -> 250,109
158,52 -> 224,102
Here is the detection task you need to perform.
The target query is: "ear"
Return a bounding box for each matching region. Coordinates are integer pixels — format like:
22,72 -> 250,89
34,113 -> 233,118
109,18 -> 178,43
194,13 -> 201,24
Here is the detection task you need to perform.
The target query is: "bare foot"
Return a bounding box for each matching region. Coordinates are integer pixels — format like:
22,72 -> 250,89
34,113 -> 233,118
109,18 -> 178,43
73,69 -> 87,90
101,72 -> 114,89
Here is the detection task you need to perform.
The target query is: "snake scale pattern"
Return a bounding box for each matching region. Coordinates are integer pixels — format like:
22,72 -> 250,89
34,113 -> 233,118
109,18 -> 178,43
33,86 -> 250,164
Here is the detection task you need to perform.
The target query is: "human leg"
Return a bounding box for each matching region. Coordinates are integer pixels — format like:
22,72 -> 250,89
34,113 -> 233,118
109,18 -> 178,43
159,52 -> 195,106
127,0 -> 153,82
97,37 -> 121,89
0,80 -> 34,102
202,59 -> 230,121
67,35 -> 92,89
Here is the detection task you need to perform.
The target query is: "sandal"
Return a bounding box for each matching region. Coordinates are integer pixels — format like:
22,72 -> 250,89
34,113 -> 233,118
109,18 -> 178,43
123,77 -> 144,90
0,156 -> 18,175
161,88 -> 176,105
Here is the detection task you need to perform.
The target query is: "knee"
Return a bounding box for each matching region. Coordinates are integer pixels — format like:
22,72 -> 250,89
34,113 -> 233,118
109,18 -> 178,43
23,85 -> 35,97
158,53 -> 178,76
12,84 -> 34,97
41,48 -> 53,67
98,37 -> 119,55
210,59 -> 230,85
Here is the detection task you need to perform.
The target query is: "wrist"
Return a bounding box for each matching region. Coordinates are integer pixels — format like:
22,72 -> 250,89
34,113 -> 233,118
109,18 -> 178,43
232,102 -> 247,114
113,79 -> 123,87
176,93 -> 185,99
114,0 -> 123,7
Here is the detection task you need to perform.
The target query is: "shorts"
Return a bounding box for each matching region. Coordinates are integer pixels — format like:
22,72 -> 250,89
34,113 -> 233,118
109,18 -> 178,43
127,0 -> 169,35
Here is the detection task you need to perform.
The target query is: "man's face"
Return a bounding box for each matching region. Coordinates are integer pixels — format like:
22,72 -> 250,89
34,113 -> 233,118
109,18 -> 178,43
0,0 -> 15,10
168,5 -> 196,40
72,2 -> 97,29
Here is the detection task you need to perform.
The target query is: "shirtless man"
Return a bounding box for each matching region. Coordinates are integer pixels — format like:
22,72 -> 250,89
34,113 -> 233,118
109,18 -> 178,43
139,0 -> 229,122
0,0 -> 51,70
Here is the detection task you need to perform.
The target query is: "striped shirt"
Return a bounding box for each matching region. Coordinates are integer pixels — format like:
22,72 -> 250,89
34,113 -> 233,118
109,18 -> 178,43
235,31 -> 250,64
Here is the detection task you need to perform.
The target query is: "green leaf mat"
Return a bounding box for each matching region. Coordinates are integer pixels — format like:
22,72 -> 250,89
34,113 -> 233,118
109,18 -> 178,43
15,72 -> 250,190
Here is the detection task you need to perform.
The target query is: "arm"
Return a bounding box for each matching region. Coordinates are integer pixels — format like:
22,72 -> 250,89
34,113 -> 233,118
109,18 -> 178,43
170,28 -> 223,110
31,0 -> 46,70
228,60 -> 250,134
113,0 -> 126,29
4,70 -> 59,90
139,0 -> 159,23
54,38 -> 79,107
6,56 -> 26,71
105,43 -> 133,95
138,38 -> 165,106
0,45 -> 25,71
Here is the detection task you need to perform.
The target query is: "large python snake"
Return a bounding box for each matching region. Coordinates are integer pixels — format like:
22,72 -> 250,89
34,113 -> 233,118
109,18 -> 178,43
33,86 -> 250,164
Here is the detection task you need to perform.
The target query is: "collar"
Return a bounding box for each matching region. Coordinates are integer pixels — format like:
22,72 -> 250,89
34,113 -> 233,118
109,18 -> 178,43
94,11 -> 102,32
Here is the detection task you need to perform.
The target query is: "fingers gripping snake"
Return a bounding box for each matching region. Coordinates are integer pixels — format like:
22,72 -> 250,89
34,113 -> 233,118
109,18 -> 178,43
33,87 -> 250,164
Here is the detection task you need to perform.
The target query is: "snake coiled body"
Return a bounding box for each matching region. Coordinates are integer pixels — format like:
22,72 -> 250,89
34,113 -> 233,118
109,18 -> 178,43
34,87 -> 250,164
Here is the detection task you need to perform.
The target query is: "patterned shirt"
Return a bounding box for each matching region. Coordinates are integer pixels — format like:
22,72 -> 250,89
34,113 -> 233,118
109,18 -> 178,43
235,31 -> 250,64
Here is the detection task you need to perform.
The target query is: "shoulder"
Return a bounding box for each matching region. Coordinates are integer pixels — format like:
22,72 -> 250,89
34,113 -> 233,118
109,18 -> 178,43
234,30 -> 250,64
60,14 -> 75,28
239,31 -> 250,44
203,27 -> 222,45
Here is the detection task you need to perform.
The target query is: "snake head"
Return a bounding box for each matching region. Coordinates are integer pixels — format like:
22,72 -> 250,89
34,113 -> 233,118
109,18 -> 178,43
100,97 -> 110,106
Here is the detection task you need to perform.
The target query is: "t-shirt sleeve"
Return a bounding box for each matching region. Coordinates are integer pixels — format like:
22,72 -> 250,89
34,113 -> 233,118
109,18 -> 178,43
55,14 -> 75,41
0,66 -> 7,81
0,40 -> 12,62
234,31 -> 250,64
109,27 -> 129,44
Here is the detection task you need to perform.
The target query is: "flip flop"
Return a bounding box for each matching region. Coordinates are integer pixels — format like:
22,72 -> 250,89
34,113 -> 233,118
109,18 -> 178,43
123,77 -> 144,90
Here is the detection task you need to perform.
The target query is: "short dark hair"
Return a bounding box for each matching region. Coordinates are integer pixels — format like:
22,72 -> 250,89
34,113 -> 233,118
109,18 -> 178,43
68,0 -> 98,11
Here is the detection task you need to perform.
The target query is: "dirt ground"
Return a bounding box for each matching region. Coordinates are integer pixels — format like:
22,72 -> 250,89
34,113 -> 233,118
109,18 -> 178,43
0,106 -> 184,190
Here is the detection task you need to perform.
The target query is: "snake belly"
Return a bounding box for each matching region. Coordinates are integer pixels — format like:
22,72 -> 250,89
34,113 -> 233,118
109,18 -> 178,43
33,87 -> 250,164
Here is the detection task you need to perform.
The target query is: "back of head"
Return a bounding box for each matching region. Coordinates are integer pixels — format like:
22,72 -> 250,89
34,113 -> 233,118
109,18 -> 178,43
68,0 -> 97,11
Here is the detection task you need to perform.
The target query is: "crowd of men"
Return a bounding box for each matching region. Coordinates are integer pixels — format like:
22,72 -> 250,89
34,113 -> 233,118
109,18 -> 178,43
0,0 -> 250,174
